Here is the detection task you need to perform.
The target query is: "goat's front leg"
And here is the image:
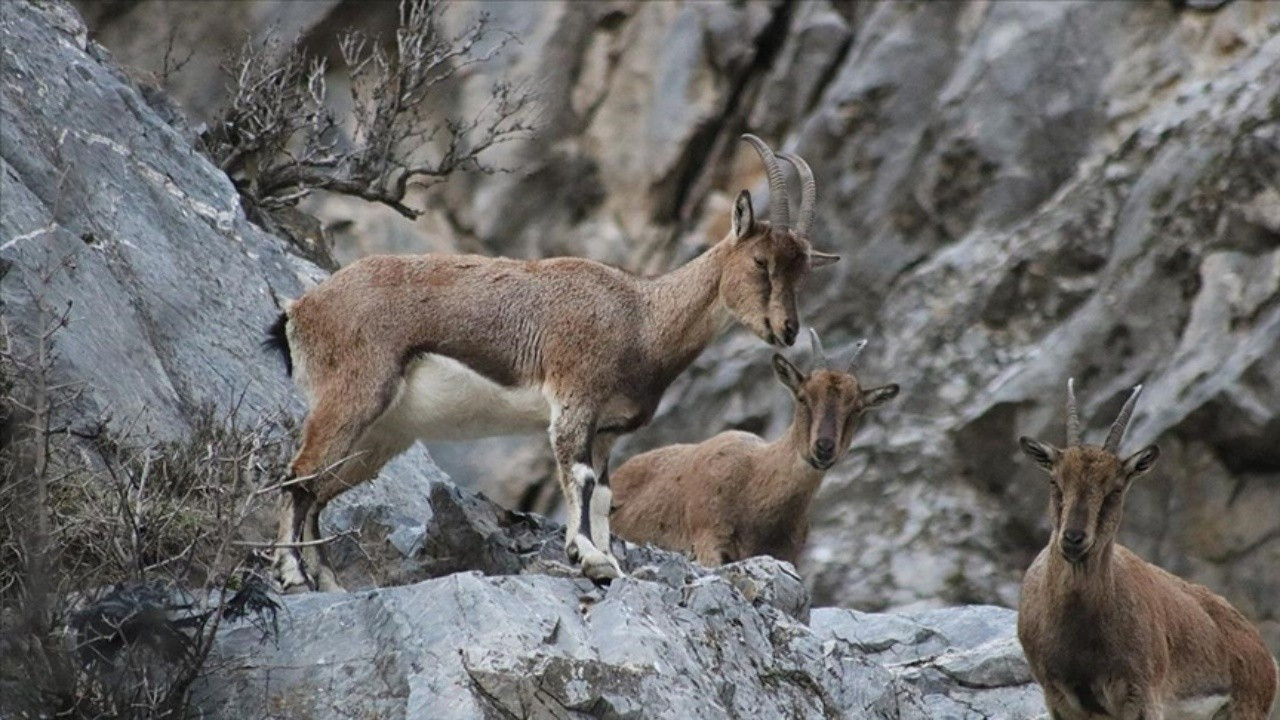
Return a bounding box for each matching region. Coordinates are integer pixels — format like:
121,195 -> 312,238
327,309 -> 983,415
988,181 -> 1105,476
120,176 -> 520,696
550,407 -> 622,581
1112,681 -> 1162,720
588,434 -> 619,562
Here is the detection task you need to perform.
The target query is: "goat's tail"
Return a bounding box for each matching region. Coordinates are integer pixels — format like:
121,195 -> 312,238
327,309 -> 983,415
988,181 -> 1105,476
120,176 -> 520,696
263,311 -> 293,377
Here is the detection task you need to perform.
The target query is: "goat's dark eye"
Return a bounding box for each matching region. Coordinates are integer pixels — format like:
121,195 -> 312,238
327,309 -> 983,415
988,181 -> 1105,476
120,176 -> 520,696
754,258 -> 767,271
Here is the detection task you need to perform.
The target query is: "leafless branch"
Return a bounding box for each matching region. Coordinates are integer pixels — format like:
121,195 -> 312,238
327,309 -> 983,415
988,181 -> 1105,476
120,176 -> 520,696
202,0 -> 536,243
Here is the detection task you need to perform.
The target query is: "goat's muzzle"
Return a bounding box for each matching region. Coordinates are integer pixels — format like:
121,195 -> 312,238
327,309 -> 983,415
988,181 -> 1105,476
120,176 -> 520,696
781,320 -> 798,346
1059,529 -> 1089,563
808,439 -> 837,470
762,318 -> 790,347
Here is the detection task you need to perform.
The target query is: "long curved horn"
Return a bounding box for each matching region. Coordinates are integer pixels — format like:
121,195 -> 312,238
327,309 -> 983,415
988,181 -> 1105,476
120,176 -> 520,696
807,328 -> 829,370
1066,378 -> 1081,447
778,152 -> 816,236
1103,384 -> 1143,453
845,339 -> 869,372
742,134 -> 790,229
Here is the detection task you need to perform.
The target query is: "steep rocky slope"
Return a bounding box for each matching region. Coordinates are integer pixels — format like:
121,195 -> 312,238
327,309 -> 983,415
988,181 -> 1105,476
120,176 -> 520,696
80,0 -> 1280,653
2,2 -> 1051,718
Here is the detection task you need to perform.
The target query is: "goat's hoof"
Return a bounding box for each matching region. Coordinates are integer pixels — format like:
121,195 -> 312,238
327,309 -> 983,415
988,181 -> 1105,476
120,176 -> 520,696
273,572 -> 314,594
580,550 -> 623,584
316,568 -> 346,593
565,540 -> 582,564
272,551 -> 316,594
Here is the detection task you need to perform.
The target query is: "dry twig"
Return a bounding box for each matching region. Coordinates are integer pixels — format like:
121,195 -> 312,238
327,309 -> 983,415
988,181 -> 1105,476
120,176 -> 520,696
202,0 -> 535,233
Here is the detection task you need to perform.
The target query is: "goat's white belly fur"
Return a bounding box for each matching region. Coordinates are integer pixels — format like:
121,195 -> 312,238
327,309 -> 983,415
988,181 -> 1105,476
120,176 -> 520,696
1164,695 -> 1229,720
381,353 -> 550,442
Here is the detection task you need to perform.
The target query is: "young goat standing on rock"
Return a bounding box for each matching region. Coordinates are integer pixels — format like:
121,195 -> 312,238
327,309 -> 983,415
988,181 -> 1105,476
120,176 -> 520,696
1017,381 -> 1278,720
610,330 -> 899,567
264,135 -> 841,591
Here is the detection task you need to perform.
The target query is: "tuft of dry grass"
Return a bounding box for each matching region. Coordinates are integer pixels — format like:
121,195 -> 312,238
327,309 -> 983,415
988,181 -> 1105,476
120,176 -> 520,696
0,253 -> 286,719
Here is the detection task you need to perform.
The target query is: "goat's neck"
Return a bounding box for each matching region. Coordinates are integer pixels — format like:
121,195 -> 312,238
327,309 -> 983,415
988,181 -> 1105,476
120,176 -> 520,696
757,424 -> 826,509
640,240 -> 734,372
1047,536 -> 1119,607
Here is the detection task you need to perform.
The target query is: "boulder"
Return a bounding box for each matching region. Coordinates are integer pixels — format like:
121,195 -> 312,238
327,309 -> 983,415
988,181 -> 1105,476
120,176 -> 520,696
199,575 -> 1039,720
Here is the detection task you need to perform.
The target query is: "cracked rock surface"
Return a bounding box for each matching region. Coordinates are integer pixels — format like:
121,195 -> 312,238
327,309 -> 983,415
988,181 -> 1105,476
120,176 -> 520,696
200,563 -> 1040,720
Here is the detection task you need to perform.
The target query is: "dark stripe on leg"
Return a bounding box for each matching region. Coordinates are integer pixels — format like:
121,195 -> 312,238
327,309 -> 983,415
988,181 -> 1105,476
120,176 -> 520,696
577,474 -> 595,549
289,488 -> 316,589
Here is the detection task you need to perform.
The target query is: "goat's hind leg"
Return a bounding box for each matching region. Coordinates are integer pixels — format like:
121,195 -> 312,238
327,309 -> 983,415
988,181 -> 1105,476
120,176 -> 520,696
273,487 -> 316,593
273,373 -> 399,592
693,534 -> 731,568
299,496 -> 342,592
304,433 -> 413,592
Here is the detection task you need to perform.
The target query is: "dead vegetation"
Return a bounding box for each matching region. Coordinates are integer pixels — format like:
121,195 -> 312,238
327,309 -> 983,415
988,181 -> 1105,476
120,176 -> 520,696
0,253 -> 285,719
201,0 -> 536,267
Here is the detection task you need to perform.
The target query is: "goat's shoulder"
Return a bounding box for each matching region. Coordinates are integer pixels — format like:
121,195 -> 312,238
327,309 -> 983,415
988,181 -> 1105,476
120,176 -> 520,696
1135,548 -> 1261,643
697,431 -> 769,465
614,443 -> 700,485
1017,548 -> 1053,637
535,255 -> 632,278
1112,545 -> 1216,617
1018,547 -> 1052,600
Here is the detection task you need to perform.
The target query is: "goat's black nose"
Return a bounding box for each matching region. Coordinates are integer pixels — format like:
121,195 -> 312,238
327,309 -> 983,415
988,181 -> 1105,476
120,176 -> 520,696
1061,529 -> 1086,547
783,320 -> 798,345
814,438 -> 835,461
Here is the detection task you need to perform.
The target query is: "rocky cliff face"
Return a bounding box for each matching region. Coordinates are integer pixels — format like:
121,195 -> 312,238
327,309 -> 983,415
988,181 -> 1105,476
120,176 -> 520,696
2,2 -> 1052,718
81,0 -> 1280,651
16,1 -> 1280,715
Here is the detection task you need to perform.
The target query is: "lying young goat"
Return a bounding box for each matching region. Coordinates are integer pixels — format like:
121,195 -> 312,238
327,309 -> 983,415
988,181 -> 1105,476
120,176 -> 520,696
264,135 -> 841,590
610,330 -> 898,566
1018,381 -> 1278,720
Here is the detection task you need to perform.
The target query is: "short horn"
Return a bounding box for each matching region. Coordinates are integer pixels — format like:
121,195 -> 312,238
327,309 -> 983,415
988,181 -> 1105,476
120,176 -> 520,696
1103,384 -> 1143,453
845,338 -> 869,372
807,328 -> 829,370
778,152 -> 816,236
1066,378 -> 1081,447
742,134 -> 790,229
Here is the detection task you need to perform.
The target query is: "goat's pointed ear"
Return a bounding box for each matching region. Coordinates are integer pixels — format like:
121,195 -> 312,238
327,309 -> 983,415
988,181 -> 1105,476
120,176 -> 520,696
1019,437 -> 1060,473
810,251 -> 840,268
772,354 -> 805,394
861,384 -> 899,410
1123,445 -> 1159,478
732,190 -> 755,241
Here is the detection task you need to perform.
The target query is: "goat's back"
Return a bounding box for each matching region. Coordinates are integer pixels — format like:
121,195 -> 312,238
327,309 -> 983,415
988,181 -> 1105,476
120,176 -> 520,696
289,253 -> 647,390
612,432 -> 764,555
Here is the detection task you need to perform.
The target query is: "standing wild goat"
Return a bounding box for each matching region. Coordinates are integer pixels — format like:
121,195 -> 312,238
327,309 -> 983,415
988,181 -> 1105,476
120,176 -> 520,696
610,330 -> 898,566
1017,381 -> 1278,720
264,135 -> 841,591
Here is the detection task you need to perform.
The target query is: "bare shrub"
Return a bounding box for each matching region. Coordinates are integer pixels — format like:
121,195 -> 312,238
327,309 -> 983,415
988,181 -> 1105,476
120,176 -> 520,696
0,255 -> 285,718
202,0 -> 535,265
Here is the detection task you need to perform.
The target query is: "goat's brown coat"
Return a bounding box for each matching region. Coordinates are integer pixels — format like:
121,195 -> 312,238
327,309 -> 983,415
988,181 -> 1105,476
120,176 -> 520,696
611,357 -> 897,567
270,157 -> 840,589
1019,412 -> 1278,720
